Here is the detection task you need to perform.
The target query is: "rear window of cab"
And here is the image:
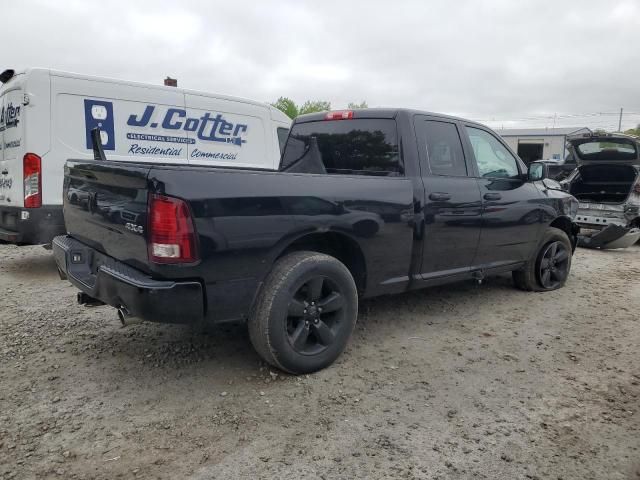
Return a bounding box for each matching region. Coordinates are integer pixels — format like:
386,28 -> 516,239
281,119 -> 401,176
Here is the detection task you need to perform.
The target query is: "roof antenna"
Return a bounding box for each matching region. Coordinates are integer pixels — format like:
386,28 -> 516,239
91,127 -> 106,161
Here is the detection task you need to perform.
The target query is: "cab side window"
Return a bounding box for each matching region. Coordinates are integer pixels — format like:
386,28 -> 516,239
466,127 -> 520,179
417,120 -> 468,177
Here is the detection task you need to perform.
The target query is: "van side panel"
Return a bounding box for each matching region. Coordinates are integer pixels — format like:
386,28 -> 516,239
51,75 -> 188,166
184,94 -> 272,169
2,68 -> 290,244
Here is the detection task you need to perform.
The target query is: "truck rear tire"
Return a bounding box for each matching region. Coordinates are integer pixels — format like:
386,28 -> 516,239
249,251 -> 358,374
512,226 -> 572,291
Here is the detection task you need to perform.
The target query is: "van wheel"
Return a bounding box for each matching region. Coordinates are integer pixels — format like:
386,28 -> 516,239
513,227 -> 572,291
249,251 -> 358,374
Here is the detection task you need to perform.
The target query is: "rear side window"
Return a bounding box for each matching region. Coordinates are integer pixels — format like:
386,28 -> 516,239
416,120 -> 467,176
281,119 -> 401,176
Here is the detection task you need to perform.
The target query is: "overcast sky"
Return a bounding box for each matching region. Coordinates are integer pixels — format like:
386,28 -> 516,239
4,0 -> 640,130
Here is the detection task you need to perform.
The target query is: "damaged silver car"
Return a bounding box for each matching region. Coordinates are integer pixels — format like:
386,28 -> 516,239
563,133 -> 640,248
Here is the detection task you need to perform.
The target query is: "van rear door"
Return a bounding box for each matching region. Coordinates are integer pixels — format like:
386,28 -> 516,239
0,77 -> 26,208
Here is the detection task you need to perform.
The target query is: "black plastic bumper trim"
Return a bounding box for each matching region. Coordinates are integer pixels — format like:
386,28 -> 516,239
53,235 -> 204,325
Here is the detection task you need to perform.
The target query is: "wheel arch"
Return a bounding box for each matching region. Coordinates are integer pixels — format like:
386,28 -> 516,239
274,231 -> 367,295
549,215 -> 579,250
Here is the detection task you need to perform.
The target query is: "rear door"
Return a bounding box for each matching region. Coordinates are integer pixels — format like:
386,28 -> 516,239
463,125 -> 544,267
414,116 -> 482,279
0,80 -> 26,207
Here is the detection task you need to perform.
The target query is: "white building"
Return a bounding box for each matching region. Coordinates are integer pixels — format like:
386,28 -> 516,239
496,127 -> 591,164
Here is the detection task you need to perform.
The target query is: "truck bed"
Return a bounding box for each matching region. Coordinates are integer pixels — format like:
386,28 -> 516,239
62,159 -> 415,322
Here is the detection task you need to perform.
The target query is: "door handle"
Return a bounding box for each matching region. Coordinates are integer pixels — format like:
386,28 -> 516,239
429,192 -> 451,201
483,193 -> 502,201
1,170 -> 7,175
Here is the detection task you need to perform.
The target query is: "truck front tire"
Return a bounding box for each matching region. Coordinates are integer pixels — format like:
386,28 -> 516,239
512,227 -> 572,291
249,251 -> 358,374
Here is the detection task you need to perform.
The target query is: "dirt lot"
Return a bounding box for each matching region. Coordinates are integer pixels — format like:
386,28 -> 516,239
0,243 -> 639,480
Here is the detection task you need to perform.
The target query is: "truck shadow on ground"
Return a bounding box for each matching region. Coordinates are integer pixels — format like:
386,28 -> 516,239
77,274 -> 519,383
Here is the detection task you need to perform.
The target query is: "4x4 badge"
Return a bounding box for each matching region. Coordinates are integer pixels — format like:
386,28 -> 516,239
125,223 -> 144,234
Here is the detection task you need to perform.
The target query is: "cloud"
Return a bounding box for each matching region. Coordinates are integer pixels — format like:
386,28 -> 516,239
3,0 -> 640,129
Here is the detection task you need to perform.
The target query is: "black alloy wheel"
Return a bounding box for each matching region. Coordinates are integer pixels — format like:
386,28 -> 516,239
286,276 -> 346,355
248,251 -> 358,374
538,240 -> 570,289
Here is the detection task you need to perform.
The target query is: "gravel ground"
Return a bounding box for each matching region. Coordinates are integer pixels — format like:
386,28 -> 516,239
0,243 -> 639,480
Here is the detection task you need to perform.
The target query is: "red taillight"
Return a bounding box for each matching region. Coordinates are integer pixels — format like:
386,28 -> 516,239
325,110 -> 353,120
148,194 -> 198,264
634,182 -> 640,194
23,153 -> 42,208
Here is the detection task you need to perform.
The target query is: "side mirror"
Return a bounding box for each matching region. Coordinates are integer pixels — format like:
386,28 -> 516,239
527,161 -> 548,182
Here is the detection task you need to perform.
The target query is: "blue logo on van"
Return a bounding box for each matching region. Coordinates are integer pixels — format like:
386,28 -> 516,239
84,99 -> 115,150
127,106 -> 248,146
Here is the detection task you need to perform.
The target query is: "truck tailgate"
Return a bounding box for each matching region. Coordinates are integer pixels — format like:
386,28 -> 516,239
63,160 -> 151,271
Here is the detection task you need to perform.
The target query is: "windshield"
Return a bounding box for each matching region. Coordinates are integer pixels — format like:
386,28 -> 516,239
574,139 -> 638,161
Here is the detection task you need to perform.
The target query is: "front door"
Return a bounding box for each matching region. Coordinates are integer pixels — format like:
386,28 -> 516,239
414,117 -> 482,279
463,125 -> 544,267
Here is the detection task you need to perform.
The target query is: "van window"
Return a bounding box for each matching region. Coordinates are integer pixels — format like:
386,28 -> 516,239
416,120 -> 467,176
281,119 -> 401,176
466,127 -> 520,179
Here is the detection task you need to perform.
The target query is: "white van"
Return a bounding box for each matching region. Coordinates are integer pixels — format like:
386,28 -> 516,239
0,68 -> 291,245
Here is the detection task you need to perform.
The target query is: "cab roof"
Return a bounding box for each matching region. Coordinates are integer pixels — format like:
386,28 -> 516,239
294,108 -> 488,129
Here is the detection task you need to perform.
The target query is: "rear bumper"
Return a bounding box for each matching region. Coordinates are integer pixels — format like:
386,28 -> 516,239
0,205 -> 65,244
53,235 -> 204,325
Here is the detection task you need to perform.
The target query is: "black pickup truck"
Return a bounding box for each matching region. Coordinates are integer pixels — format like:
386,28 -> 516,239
53,109 -> 579,373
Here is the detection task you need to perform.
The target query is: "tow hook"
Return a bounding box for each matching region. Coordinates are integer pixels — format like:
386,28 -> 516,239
117,306 -> 142,327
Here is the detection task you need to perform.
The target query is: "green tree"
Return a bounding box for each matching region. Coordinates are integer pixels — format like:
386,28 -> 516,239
270,98 -> 331,118
347,101 -> 368,109
271,97 -> 299,119
299,100 -> 331,115
272,98 -> 369,118
624,123 -> 640,137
